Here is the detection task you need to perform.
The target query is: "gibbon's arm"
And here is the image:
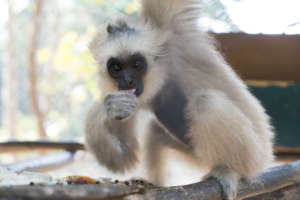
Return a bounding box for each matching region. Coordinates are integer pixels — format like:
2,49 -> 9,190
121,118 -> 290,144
85,92 -> 139,173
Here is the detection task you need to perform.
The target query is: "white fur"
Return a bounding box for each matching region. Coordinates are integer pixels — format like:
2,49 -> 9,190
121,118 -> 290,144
86,0 -> 274,196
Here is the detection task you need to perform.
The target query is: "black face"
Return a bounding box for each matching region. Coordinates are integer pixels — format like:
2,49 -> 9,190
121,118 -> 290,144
107,53 -> 147,97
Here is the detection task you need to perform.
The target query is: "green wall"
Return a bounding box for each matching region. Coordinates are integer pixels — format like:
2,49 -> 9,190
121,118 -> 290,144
250,84 -> 300,147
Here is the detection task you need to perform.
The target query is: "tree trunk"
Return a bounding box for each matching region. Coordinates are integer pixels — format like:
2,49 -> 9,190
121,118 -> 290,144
28,0 -> 47,138
4,0 -> 18,138
42,10 -> 61,116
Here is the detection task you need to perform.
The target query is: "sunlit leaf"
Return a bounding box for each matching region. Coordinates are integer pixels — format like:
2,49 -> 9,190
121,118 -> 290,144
124,0 -> 138,14
53,32 -> 79,71
37,48 -> 51,64
96,0 -> 104,4
87,79 -> 101,99
69,86 -> 88,103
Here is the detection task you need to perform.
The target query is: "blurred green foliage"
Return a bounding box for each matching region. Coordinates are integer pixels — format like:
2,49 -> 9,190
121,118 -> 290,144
0,0 -> 235,141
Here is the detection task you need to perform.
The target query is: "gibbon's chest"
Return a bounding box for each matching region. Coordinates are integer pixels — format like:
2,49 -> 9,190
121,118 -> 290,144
151,80 -> 189,144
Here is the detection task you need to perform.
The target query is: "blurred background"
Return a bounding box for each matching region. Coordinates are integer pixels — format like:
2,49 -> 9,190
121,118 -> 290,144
0,0 -> 299,142
0,0 -> 299,184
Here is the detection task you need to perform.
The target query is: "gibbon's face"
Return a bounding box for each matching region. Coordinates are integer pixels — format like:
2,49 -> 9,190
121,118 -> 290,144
106,53 -> 147,97
90,19 -> 167,102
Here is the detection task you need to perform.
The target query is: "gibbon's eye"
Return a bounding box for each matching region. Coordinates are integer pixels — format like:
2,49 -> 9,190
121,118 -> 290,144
107,58 -> 122,78
133,60 -> 144,70
132,53 -> 147,72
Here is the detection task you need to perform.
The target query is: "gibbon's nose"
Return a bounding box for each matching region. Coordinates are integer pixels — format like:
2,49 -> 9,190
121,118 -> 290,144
124,72 -> 134,87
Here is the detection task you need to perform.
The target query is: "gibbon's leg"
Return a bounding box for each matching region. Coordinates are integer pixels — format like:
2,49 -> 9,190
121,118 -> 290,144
203,167 -> 240,200
187,90 -> 268,200
145,135 -> 167,186
145,120 -> 191,186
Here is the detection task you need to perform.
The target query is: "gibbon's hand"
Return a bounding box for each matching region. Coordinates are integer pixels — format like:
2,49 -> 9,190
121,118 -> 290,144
104,92 -> 138,120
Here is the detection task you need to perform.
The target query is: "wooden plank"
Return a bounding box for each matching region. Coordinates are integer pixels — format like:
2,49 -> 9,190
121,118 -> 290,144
214,33 -> 300,81
0,141 -> 85,153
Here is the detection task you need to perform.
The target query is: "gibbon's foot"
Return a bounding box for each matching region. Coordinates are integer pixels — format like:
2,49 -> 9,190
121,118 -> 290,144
203,170 -> 239,200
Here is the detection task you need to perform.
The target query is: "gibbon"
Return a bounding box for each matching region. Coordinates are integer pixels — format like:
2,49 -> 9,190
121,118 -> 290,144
85,0 -> 274,199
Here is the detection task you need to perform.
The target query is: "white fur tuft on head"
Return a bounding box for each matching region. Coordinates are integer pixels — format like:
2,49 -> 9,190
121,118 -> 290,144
89,17 -> 169,72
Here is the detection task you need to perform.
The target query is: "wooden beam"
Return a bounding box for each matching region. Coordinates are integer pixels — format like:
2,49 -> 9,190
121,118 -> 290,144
214,33 -> 300,81
0,141 -> 85,153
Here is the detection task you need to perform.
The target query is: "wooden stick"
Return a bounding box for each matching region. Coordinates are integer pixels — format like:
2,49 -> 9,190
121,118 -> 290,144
4,152 -> 74,173
0,141 -> 85,153
275,146 -> 300,155
238,160 -> 300,199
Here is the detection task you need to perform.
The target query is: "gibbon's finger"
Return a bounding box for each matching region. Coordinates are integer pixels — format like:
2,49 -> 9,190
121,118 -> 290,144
108,108 -> 134,120
106,97 -> 138,105
105,92 -> 137,100
107,102 -> 137,114
105,99 -> 137,110
104,95 -> 137,106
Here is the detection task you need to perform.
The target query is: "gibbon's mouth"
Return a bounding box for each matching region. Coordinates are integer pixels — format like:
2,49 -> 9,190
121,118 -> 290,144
120,87 -> 143,97
121,88 -> 137,95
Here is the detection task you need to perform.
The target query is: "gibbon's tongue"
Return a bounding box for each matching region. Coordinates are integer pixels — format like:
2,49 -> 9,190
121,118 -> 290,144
121,88 -> 136,94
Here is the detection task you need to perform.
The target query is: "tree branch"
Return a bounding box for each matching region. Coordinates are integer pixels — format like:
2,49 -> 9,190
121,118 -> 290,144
238,160 -> 300,199
130,161 -> 300,200
0,161 -> 300,200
